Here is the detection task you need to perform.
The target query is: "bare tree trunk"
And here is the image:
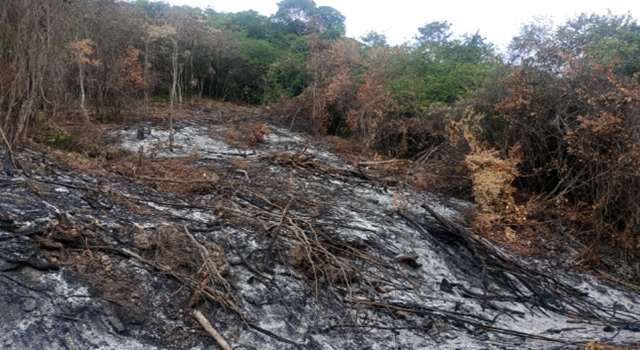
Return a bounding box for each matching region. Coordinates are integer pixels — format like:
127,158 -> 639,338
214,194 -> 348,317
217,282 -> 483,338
144,39 -> 150,117
170,41 -> 178,109
79,61 -> 89,123
178,63 -> 183,105
169,39 -> 178,150
189,51 -> 194,97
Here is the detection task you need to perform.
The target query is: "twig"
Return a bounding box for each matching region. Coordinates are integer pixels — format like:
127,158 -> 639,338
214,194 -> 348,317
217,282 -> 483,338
246,322 -> 304,349
416,145 -> 440,165
235,169 -> 250,181
192,309 -> 233,350
188,272 -> 210,308
183,225 -> 233,296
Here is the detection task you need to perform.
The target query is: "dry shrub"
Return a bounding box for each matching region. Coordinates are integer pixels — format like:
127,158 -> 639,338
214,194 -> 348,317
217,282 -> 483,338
271,38 -> 469,198
225,122 -> 270,148
442,108 -> 529,244
190,98 -> 256,116
33,116 -> 114,153
465,147 -> 520,218
585,342 -> 632,350
307,38 -> 364,134
371,116 -> 447,158
326,135 -> 369,158
345,47 -> 392,144
406,143 -> 472,198
462,126 -> 526,243
475,62 -> 640,275
465,148 -> 525,243
32,118 -> 129,174
273,38 -> 366,135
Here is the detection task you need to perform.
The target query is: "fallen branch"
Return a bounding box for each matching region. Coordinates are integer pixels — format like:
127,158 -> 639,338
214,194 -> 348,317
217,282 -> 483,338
136,175 -> 218,185
346,298 -> 569,344
596,270 -> 640,294
192,309 -> 232,350
357,159 -> 408,167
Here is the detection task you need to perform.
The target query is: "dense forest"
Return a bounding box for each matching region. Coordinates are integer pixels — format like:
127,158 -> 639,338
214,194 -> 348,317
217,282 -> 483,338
2,0 -> 639,284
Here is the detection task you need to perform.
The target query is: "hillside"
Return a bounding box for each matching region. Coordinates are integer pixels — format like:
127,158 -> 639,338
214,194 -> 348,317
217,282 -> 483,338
1,106 -> 639,349
2,1 -> 640,349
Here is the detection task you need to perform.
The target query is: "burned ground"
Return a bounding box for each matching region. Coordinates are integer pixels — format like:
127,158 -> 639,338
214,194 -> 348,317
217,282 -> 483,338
1,109 -> 639,350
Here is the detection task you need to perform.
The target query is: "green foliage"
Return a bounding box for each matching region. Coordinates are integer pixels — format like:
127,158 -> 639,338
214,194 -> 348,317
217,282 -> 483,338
386,24 -> 500,112
274,0 -> 317,35
561,13 -> 640,75
360,32 -> 388,47
234,35 -> 308,103
265,55 -> 309,102
510,13 -> 640,75
313,6 -> 346,39
129,3 -> 497,110
274,0 -> 346,39
46,129 -> 74,150
416,21 -> 453,44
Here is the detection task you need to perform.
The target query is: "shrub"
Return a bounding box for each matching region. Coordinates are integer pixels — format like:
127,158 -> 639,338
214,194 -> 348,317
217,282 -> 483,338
474,61 -> 640,273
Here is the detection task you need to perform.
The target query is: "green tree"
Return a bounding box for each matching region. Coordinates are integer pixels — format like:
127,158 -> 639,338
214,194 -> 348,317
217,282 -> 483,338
510,14 -> 640,75
416,21 -> 452,45
312,6 -> 346,39
273,0 -> 316,35
273,0 -> 345,39
387,23 -> 499,109
361,31 -> 388,47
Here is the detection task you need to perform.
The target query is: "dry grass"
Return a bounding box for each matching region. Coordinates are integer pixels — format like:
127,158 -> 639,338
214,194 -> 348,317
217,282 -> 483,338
108,155 -> 219,195
39,220 -> 148,311
42,219 -> 239,316
141,225 -> 232,303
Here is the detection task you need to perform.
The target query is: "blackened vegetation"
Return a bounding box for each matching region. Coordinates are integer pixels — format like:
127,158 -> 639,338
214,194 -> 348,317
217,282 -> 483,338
0,115 -> 639,349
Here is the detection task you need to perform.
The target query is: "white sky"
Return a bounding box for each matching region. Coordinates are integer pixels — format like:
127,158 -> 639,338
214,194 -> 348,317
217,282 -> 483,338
166,0 -> 640,49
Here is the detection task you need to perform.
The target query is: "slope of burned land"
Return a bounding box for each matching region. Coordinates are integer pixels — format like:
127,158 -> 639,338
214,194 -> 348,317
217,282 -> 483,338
1,107 -> 639,350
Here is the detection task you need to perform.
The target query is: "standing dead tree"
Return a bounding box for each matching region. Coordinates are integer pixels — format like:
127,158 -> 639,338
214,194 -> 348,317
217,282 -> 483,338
68,39 -> 100,123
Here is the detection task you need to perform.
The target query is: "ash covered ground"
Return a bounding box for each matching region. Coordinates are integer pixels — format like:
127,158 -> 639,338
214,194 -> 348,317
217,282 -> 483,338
1,112 -> 639,349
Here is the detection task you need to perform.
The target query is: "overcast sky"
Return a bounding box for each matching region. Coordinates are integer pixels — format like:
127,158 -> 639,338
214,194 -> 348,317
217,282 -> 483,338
166,0 -> 640,49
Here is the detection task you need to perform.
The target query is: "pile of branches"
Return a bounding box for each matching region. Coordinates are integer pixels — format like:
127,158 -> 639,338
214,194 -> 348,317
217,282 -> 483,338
221,186 -> 385,296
